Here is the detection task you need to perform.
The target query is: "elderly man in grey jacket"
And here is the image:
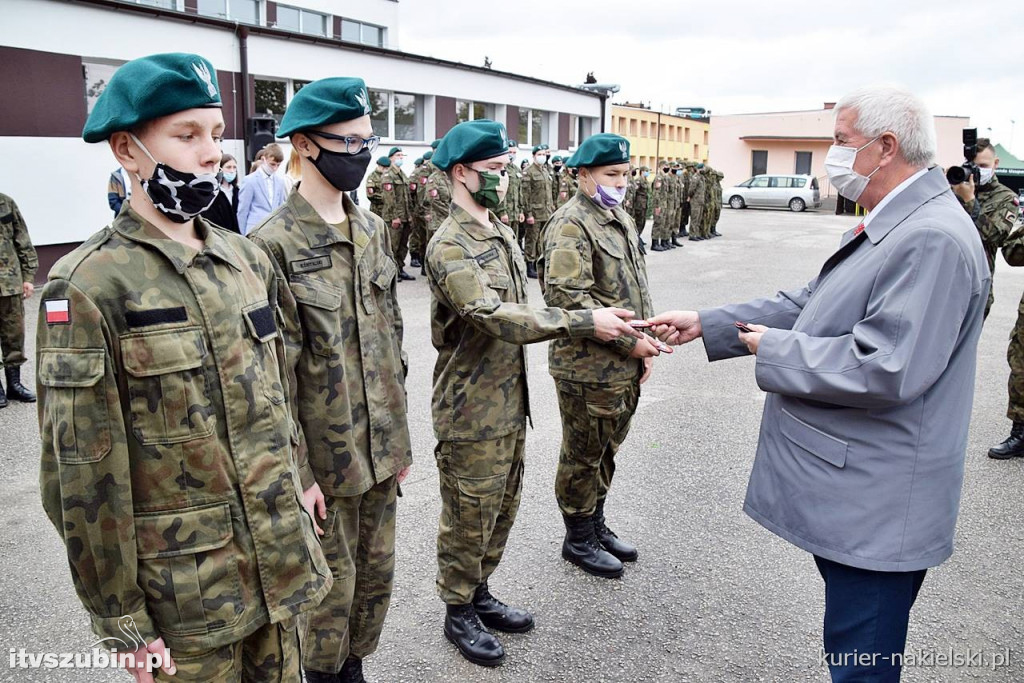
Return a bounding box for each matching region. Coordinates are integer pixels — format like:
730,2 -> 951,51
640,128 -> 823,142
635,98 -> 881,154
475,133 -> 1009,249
651,86 -> 989,683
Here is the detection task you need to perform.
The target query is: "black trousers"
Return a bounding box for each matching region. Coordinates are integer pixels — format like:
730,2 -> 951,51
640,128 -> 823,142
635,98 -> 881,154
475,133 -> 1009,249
814,555 -> 927,682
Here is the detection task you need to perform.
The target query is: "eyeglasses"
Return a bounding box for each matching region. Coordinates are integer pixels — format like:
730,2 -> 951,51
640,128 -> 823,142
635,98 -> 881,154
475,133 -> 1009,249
306,130 -> 380,155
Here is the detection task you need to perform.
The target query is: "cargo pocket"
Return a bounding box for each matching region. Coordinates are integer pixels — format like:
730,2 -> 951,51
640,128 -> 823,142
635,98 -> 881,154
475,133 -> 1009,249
121,327 -> 214,445
242,301 -> 286,407
38,348 -> 110,464
455,474 -> 507,553
135,502 -> 243,636
290,275 -> 343,358
594,235 -> 625,260
361,255 -> 398,316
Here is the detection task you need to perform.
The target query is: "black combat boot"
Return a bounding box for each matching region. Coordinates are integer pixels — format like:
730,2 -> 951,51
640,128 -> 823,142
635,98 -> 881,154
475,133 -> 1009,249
651,240 -> 667,252
689,235 -> 704,242
711,230 -> 722,238
398,269 -> 416,281
526,262 -> 538,279
472,582 -> 534,633
561,515 -> 624,578
666,237 -> 677,249
444,603 -> 505,667
680,226 -> 689,237
410,252 -> 422,268
593,499 -> 638,562
4,367 -> 35,403
339,656 -> 367,683
989,421 -> 1024,459
303,669 -> 340,683
671,235 -> 683,248
0,378 -> 8,409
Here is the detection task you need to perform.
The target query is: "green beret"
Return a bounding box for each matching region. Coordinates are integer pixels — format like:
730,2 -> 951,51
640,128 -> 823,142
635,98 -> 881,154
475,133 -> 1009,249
566,133 -> 630,168
532,144 -> 550,154
551,155 -> 562,163
82,53 -> 221,143
640,166 -> 650,171
422,150 -> 433,161
431,139 -> 442,149
388,146 -> 402,157
508,139 -> 518,148
433,119 -> 510,171
414,157 -> 423,166
277,77 -> 371,138
696,162 -> 705,169
377,156 -> 391,167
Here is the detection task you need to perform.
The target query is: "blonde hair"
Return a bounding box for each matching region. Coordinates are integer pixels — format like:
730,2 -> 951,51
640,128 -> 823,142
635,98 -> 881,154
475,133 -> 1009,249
287,147 -> 302,181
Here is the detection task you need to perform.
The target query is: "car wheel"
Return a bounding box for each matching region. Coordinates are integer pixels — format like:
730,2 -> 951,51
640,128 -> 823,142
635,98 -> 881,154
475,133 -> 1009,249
729,196 -> 745,209
789,197 -> 806,212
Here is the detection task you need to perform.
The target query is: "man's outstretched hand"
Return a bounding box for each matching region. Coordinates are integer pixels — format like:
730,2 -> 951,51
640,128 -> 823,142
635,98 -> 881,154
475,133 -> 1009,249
592,308 -> 646,342
647,310 -> 703,346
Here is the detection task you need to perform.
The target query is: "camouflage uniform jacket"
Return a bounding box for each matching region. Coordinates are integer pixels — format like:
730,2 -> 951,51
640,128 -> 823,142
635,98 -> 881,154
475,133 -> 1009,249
651,173 -> 674,212
365,167 -> 384,214
411,164 -> 432,220
680,172 -> 692,206
963,178 -> 1020,274
425,203 -> 595,441
555,171 -> 576,208
633,175 -> 649,213
522,163 -> 555,223
426,167 -> 453,232
380,166 -> 412,223
540,191 -> 653,383
0,193 -> 38,296
689,171 -> 706,204
498,161 -> 523,221
624,177 -> 637,213
37,209 -> 331,652
249,192 -> 412,498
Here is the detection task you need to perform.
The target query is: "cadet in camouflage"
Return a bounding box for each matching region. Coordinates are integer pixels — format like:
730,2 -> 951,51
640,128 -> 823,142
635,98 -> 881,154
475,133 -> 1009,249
379,147 -> 415,281
365,157 -> 388,218
521,145 -> 554,277
0,192 -> 39,407
689,165 -> 707,241
632,167 -> 650,237
249,76 -> 412,683
408,155 -> 433,270
650,165 -> 675,251
426,164 -> 453,243
499,141 -> 524,242
426,120 -> 643,668
539,133 -> 659,580
39,52 -> 331,682
708,167 -> 724,237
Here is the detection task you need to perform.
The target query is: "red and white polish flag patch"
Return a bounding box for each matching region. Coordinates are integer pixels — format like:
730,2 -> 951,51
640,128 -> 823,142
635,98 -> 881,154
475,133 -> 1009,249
45,299 -> 70,325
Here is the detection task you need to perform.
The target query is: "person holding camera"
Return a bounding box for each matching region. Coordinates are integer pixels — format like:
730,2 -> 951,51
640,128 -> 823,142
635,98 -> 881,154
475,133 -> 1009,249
950,137 -> 1020,319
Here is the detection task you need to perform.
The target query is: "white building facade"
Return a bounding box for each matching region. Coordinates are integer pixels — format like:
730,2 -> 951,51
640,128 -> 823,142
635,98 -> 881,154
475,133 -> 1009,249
1,0 -> 606,268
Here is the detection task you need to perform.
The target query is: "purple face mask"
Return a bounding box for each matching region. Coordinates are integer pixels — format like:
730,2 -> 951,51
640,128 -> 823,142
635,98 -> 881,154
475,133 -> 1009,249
593,182 -> 627,208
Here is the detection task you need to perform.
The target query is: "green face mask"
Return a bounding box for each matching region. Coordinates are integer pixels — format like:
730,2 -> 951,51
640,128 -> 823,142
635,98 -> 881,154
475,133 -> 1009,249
467,169 -> 505,211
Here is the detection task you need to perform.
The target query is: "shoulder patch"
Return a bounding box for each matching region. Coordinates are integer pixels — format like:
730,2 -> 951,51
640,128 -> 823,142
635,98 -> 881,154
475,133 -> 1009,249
441,245 -> 465,262
559,223 -> 585,239
291,255 -> 332,274
44,299 -> 71,325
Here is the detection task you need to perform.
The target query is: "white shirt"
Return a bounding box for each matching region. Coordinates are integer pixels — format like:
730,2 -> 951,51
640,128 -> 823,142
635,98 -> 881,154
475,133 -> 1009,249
862,167 -> 928,228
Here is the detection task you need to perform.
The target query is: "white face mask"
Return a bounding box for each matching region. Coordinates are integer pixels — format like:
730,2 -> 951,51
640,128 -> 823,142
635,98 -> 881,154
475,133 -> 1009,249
535,155 -> 547,165
979,167 -> 995,185
824,136 -> 881,202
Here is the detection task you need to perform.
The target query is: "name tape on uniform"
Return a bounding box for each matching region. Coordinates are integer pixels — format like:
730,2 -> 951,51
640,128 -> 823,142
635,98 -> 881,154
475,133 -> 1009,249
291,255 -> 332,275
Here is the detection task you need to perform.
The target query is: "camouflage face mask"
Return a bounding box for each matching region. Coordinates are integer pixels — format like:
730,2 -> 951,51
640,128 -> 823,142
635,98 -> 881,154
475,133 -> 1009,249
130,134 -> 220,224
466,168 -> 508,211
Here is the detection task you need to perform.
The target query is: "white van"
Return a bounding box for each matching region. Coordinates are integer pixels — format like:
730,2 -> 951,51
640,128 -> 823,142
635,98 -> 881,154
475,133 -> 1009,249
723,174 -> 821,212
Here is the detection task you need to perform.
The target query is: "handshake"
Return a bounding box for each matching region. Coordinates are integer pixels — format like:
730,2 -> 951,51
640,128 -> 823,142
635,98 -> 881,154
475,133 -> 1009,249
592,308 -> 769,358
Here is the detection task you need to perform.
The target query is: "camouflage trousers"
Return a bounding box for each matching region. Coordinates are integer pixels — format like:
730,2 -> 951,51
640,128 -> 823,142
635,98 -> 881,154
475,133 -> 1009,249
690,201 -> 706,238
1007,301 -> 1024,422
710,201 -> 722,232
408,215 -> 427,258
435,430 -> 525,604
389,221 -> 412,268
300,476 -> 398,674
524,220 -> 543,263
554,378 -> 640,517
678,202 -> 691,234
632,209 -> 647,237
155,618 -> 299,682
652,210 -> 673,241
0,294 -> 26,368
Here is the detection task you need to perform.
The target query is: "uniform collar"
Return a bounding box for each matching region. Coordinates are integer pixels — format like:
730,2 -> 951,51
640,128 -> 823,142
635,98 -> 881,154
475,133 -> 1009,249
114,207 -> 243,273
449,202 -> 513,243
288,190 -> 377,258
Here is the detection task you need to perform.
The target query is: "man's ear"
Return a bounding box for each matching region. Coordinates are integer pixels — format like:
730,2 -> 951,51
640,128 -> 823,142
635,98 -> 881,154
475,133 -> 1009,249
110,132 -> 141,174
879,131 -> 900,168
291,133 -> 314,157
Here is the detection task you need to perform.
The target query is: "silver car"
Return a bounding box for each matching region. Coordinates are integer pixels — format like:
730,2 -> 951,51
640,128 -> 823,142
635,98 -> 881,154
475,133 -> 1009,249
723,174 -> 822,212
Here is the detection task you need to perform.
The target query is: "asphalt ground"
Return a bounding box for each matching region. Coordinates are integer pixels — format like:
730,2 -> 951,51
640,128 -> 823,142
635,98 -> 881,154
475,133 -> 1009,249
1,205 -> 1021,682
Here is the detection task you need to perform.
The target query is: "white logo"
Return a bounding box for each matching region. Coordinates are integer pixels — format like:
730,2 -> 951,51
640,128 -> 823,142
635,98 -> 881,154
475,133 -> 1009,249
192,61 -> 217,99
619,140 -> 628,158
356,87 -> 370,114
90,615 -> 146,652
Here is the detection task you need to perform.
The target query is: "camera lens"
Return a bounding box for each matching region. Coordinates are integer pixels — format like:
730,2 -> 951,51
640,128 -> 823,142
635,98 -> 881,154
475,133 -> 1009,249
946,165 -> 967,185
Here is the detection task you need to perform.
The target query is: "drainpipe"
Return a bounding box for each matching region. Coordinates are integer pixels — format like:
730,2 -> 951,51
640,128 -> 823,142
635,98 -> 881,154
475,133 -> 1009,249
237,25 -> 251,161
655,111 -> 662,166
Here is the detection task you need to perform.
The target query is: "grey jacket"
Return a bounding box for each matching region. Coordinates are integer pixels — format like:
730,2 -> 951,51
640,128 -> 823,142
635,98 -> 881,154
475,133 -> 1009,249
700,167 -> 989,571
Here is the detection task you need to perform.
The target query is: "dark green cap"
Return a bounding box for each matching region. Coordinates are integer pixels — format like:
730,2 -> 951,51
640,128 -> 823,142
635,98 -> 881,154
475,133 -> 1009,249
377,156 -> 391,167
532,144 -> 550,154
508,139 -> 518,148
82,53 -> 221,143
433,119 -> 510,171
566,133 -> 631,168
277,77 -> 371,138
423,150 -> 433,160
431,139 -> 442,149
388,146 -> 402,157
414,157 -> 423,166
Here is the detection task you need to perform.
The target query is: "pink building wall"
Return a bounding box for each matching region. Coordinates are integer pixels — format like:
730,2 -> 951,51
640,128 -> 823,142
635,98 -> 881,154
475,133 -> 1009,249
709,105 -> 970,197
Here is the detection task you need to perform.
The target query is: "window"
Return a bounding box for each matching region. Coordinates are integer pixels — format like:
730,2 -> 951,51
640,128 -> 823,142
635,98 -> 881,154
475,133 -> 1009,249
393,93 -> 423,141
83,60 -> 120,115
293,80 -> 310,94
531,112 -> 545,147
751,150 -> 768,176
455,100 -> 493,124
795,151 -> 812,175
340,19 -> 386,47
197,0 -> 257,22
684,127 -> 691,143
792,178 -> 807,188
518,108 -> 530,144
703,130 -> 709,145
750,176 -> 770,188
567,115 -> 579,148
255,78 -> 288,124
769,177 -> 792,188
276,4 -> 326,36
629,119 -> 637,137
369,89 -> 390,137
693,144 -> 699,159
134,0 -> 175,8
640,121 -> 648,137
579,117 -> 595,141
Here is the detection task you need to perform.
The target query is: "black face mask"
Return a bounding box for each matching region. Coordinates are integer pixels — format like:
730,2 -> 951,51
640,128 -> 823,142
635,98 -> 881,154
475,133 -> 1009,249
308,141 -> 372,192
130,134 -> 219,224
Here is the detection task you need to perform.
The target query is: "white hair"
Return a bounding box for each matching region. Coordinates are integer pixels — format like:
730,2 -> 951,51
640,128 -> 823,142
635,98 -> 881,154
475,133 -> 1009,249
835,86 -> 936,168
